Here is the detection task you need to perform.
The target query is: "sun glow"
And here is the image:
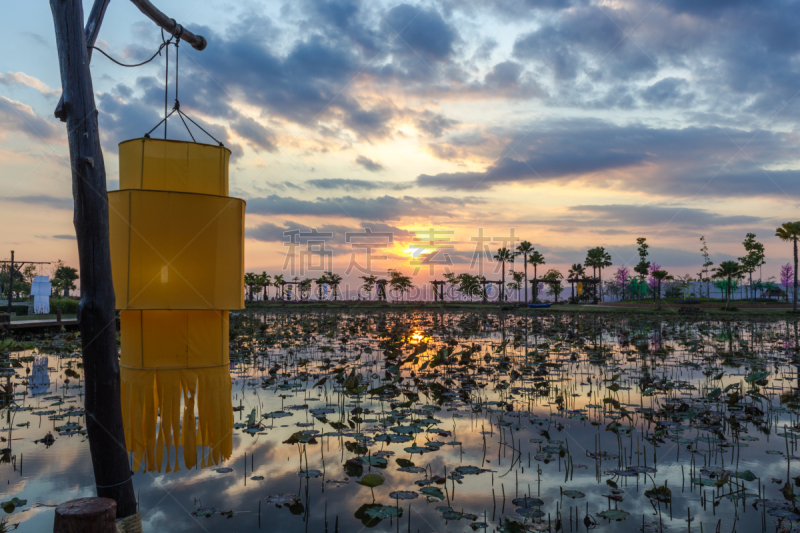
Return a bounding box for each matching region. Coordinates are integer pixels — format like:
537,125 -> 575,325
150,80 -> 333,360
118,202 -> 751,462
408,329 -> 430,345
403,246 -> 431,258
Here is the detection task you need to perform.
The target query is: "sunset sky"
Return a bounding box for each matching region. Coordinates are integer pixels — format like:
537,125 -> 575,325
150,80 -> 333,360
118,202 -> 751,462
2,0 -> 800,290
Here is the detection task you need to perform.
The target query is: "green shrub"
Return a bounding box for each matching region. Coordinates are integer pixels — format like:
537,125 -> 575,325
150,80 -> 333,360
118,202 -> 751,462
664,286 -> 682,299
50,298 -> 79,314
9,305 -> 28,316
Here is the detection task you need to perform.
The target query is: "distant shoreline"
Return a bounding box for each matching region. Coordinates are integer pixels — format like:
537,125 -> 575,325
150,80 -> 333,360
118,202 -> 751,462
243,300 -> 800,316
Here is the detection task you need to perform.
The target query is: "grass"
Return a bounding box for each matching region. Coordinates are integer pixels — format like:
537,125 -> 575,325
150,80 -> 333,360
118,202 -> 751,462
540,304 -> 796,316
603,297 -> 791,305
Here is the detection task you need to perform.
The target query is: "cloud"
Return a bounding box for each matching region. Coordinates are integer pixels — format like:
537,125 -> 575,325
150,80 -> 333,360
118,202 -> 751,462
449,0 -> 581,20
307,178 -> 411,191
512,5 -> 657,82
383,4 -> 458,61
231,116 -> 278,152
8,195 -> 73,209
0,72 -> 60,97
565,204 -> 765,228
0,96 -> 61,142
414,110 -> 459,138
246,219 -> 414,245
52,234 -> 76,240
416,119 -> 800,198
662,0 -> 758,17
417,138 -> 647,191
96,83 -> 242,157
172,27 -> 399,140
641,77 -> 694,106
246,194 -> 480,221
354,155 -> 384,172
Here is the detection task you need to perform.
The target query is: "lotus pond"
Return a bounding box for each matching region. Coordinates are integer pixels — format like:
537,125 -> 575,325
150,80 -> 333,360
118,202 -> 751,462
3,309 -> 800,532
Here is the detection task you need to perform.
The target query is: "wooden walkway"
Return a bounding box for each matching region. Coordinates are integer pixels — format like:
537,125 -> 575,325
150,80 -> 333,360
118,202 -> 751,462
7,318 -> 78,330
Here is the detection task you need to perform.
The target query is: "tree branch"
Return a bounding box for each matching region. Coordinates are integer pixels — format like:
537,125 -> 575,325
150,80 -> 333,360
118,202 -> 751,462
54,0 -> 208,121
129,0 -> 207,50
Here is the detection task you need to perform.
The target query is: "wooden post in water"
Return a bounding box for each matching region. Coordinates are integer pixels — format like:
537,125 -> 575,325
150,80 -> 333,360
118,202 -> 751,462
54,497 -> 116,533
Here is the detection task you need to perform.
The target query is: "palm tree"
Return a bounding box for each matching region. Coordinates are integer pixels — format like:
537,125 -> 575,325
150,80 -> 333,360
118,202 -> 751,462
326,272 -> 343,301
650,269 -> 673,310
713,261 -> 743,310
244,272 -> 259,301
527,251 -> 546,303
273,274 -> 285,300
493,247 -> 514,301
360,275 -> 378,300
515,241 -> 534,303
261,272 -> 271,301
300,279 -> 312,299
315,273 -> 329,300
776,222 -> 800,312
596,248 -> 612,302
568,263 -> 585,300
585,247 -> 612,302
52,260 -> 79,297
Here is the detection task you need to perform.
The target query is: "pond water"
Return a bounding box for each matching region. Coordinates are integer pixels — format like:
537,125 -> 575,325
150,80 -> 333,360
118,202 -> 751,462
2,310 -> 800,532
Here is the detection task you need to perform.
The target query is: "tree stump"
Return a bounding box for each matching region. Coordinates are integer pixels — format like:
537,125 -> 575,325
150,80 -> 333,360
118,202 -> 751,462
54,497 -> 116,533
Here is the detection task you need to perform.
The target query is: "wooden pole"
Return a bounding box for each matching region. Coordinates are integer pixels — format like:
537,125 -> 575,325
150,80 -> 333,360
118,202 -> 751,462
49,0 -> 136,519
7,251 -> 13,315
54,0 -> 111,121
54,497 -> 116,533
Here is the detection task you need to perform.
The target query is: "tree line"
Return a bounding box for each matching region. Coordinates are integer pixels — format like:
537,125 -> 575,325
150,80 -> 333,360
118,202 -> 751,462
245,222 -> 800,309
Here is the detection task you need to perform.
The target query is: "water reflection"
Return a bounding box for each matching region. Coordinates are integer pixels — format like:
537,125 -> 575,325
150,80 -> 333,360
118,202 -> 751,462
1,311 -> 800,532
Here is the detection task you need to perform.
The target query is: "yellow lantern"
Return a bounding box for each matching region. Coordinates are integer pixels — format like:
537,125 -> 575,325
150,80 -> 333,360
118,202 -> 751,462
577,282 -> 583,296
109,138 -> 245,472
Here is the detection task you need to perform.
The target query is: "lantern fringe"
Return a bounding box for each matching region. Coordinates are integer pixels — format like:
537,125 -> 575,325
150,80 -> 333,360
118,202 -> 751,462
120,366 -> 233,473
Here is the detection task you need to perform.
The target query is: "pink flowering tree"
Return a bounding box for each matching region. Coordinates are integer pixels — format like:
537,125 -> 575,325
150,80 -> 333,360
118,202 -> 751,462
614,266 -> 630,301
647,263 -> 662,291
614,266 -> 630,287
781,263 -> 794,302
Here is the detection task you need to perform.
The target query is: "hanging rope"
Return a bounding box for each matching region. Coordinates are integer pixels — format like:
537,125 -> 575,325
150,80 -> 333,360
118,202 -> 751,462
89,24 -> 223,146
173,40 -> 196,142
164,34 -> 169,139
142,23 -> 223,146
88,42 -> 168,68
